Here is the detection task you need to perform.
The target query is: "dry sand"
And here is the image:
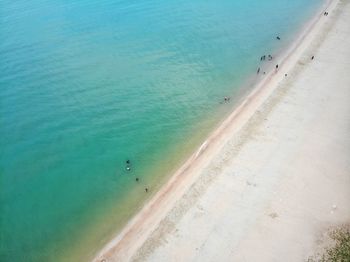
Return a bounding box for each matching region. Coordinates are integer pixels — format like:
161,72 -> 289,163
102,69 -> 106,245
94,0 -> 350,261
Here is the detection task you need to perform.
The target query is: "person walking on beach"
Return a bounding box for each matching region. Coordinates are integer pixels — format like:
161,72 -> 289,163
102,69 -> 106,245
311,55 -> 314,60
257,67 -> 260,74
275,64 -> 279,71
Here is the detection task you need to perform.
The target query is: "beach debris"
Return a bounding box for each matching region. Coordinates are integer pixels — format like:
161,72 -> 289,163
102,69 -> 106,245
197,205 -> 204,211
269,212 -> 278,219
126,166 -> 131,171
285,74 -> 288,77
246,181 -> 257,187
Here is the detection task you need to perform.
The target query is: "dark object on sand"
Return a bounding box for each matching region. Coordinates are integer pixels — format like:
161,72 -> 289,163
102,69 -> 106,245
276,36 -> 281,40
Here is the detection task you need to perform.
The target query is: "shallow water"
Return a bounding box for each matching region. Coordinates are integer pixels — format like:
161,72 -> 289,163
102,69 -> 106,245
0,0 -> 324,260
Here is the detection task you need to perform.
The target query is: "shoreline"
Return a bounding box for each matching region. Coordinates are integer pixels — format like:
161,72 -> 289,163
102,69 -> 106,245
93,0 -> 344,261
222,0 -> 332,117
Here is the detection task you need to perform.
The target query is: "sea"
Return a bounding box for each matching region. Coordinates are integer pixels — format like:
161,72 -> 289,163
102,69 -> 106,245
0,0 -> 325,261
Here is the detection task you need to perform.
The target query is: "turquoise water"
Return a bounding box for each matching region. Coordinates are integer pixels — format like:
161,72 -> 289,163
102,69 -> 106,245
1,0 -> 324,261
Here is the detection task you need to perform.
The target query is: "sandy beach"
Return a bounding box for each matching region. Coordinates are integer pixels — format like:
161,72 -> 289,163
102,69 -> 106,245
94,0 -> 350,261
